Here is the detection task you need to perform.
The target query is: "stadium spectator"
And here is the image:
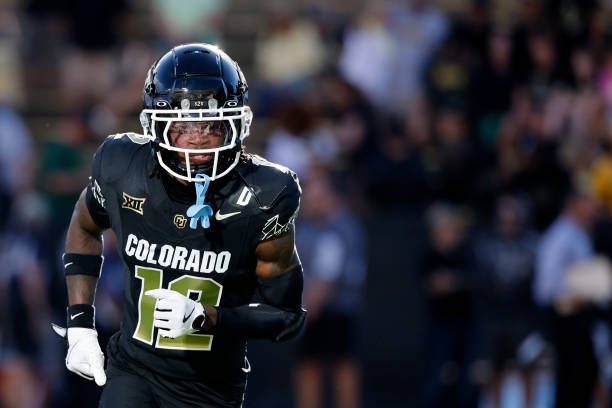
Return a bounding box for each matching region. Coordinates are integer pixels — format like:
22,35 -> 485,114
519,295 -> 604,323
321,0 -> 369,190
38,116 -> 90,235
497,92 -> 571,230
150,0 -> 226,45
421,202 -> 480,408
425,38 -> 472,111
338,4 -> 395,108
294,166 -> 367,408
264,100 -> 317,179
55,0 -> 128,110
523,30 -> 565,101
429,107 -> 482,206
302,70 -> 378,182
473,194 -> 541,407
534,189 -> 601,408
0,203 -> 54,408
385,0 -> 448,114
253,10 -> 327,113
469,31 -> 515,150
0,106 -> 35,231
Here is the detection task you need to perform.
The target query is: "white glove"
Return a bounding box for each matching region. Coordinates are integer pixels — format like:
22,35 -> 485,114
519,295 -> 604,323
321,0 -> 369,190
65,327 -> 106,386
145,288 -> 205,338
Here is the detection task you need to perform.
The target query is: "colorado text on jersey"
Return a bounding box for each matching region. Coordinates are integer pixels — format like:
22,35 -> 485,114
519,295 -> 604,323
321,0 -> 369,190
124,233 -> 231,273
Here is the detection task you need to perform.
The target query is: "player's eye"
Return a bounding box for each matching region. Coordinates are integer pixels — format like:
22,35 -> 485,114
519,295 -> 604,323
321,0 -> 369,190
170,121 -> 224,135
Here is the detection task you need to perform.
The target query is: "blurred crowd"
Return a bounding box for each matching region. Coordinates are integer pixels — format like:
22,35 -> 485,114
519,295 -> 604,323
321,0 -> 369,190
1,0 -> 612,407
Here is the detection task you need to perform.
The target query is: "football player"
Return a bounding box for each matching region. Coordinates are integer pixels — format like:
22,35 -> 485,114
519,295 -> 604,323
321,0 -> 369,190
54,43 -> 306,407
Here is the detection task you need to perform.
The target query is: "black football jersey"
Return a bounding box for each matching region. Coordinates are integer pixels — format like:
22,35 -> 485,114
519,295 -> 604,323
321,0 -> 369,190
85,133 -> 300,386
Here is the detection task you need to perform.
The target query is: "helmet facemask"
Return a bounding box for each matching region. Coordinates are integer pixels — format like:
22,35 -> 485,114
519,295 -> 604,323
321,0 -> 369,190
141,103 -> 253,182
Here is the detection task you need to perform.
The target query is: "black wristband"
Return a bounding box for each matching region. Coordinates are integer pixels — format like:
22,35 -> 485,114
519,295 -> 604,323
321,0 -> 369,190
63,253 -> 104,278
67,304 -> 96,329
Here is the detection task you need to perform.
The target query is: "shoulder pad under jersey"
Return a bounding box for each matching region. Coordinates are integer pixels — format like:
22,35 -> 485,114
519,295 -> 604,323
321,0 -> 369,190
93,133 -> 152,184
235,154 -> 301,211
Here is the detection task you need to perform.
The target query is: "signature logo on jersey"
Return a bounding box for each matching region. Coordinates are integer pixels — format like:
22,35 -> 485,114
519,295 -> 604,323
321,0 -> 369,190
122,192 -> 146,215
174,214 -> 187,229
261,212 -> 297,240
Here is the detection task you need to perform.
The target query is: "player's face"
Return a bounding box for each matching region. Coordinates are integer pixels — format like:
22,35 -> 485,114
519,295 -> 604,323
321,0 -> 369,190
168,121 -> 225,165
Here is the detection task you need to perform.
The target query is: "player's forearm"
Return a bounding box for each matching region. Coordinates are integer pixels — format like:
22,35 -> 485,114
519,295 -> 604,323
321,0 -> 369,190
65,228 -> 103,305
214,303 -> 306,342
64,191 -> 105,305
66,275 -> 99,305
65,232 -> 102,305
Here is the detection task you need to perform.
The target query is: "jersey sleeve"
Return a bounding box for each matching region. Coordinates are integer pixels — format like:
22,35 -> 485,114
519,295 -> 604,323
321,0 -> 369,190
85,140 -> 111,229
251,171 -> 301,246
83,133 -> 150,229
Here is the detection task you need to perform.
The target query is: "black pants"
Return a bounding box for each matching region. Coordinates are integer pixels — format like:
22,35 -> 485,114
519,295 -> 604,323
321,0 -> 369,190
100,341 -> 245,408
99,361 -> 159,407
553,312 -> 598,408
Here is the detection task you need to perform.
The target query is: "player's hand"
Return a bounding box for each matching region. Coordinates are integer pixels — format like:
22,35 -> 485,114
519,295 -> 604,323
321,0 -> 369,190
145,288 -> 205,338
65,327 -> 106,386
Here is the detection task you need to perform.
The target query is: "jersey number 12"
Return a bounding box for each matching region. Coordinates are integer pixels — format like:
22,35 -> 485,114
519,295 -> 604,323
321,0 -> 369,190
133,265 -> 223,351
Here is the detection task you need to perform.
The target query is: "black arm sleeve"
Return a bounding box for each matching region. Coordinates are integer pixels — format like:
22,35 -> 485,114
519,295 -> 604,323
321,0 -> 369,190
214,263 -> 306,342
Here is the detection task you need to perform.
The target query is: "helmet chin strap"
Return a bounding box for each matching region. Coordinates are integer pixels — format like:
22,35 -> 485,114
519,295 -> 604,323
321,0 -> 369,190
186,174 -> 213,229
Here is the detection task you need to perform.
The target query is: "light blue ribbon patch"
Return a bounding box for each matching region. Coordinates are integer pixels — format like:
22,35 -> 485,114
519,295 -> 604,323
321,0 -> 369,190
186,174 -> 213,229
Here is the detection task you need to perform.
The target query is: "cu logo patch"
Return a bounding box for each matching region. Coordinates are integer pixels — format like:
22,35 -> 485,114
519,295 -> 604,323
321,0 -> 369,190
122,192 -> 146,215
174,214 -> 187,229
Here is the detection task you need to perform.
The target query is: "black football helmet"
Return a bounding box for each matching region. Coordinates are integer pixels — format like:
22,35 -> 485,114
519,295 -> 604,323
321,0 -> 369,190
140,43 -> 253,181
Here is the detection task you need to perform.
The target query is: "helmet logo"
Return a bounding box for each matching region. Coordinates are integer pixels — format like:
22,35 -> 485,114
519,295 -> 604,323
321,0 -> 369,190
155,100 -> 169,108
181,98 -> 191,110
226,100 -> 238,107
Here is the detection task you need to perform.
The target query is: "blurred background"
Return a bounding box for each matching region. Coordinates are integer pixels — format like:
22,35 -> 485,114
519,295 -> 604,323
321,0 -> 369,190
1,0 -> 612,407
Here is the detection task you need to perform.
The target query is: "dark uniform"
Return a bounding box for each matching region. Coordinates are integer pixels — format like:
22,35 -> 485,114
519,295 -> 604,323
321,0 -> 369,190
86,133 -> 300,407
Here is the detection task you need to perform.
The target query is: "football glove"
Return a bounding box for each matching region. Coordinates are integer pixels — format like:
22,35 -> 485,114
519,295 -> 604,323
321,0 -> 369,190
145,288 -> 205,338
52,325 -> 106,386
